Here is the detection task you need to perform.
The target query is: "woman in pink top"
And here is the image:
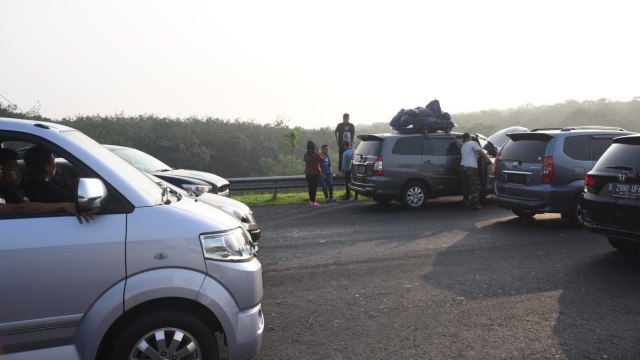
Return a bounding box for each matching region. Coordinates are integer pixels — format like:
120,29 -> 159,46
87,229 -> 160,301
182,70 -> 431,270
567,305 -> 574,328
303,140 -> 324,207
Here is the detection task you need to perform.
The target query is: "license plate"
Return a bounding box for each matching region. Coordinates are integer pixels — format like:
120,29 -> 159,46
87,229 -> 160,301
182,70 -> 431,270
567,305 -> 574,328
605,182 -> 640,198
355,164 -> 365,174
505,173 -> 526,184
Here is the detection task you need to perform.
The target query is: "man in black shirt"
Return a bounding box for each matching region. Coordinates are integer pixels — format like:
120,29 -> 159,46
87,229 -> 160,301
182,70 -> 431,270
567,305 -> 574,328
22,146 -> 73,203
334,113 -> 355,172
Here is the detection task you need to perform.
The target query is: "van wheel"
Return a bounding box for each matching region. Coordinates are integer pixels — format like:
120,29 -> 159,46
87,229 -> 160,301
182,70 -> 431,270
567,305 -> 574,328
512,209 -> 535,218
608,237 -> 640,253
109,309 -> 220,360
373,196 -> 392,205
564,194 -> 585,226
401,182 -> 427,210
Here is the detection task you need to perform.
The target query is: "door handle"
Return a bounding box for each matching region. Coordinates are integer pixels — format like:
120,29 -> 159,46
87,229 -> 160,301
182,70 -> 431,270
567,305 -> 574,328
424,160 -> 433,164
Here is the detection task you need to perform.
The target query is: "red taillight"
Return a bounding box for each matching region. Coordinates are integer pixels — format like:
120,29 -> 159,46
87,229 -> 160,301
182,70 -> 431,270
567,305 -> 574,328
542,156 -> 553,184
585,174 -> 598,192
372,155 -> 383,176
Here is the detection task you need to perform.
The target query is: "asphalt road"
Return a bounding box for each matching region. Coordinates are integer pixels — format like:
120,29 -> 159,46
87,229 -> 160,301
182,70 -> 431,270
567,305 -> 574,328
251,197 -> 640,360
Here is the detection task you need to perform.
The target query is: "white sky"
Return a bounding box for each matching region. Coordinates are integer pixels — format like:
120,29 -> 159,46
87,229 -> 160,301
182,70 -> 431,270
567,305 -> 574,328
2,0 -> 639,129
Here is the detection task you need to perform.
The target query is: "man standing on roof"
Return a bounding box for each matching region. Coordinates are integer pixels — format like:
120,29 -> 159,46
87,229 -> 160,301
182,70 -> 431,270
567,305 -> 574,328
460,133 -> 490,210
335,113 -> 355,172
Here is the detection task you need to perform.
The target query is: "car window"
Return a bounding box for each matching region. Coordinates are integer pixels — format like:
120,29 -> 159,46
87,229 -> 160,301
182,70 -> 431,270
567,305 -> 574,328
592,143 -> 640,171
392,136 -> 422,155
500,139 -> 547,163
354,140 -> 382,157
426,138 -> 460,156
591,137 -> 616,161
563,135 -> 590,161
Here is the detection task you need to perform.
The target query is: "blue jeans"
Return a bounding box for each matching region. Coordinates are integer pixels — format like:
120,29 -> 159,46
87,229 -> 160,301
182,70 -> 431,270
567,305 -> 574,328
321,172 -> 334,199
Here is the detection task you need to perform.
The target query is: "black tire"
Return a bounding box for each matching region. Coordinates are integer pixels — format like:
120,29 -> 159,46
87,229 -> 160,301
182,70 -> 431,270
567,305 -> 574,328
372,196 -> 392,205
109,309 -> 220,360
607,237 -> 640,253
401,181 -> 427,210
564,193 -> 585,227
512,209 -> 535,218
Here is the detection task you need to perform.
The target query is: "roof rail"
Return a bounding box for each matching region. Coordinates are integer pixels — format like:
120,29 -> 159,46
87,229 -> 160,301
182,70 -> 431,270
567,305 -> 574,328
559,126 -> 626,132
531,126 -> 626,132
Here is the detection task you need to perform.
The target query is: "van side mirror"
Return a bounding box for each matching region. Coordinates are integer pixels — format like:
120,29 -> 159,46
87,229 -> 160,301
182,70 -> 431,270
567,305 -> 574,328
76,178 -> 108,213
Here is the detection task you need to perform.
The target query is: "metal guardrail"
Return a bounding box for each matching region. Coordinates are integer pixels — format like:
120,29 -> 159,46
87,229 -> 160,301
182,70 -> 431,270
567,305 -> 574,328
228,175 -> 346,198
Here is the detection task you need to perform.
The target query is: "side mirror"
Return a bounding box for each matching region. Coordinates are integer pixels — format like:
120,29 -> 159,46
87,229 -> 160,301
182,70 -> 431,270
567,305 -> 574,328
76,178 -> 108,213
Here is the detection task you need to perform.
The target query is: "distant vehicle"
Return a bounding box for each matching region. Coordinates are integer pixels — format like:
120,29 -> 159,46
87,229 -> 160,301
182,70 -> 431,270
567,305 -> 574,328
150,174 -> 261,243
487,126 -> 529,153
493,126 -> 633,224
582,134 -> 640,252
105,144 -> 230,197
350,130 -> 496,210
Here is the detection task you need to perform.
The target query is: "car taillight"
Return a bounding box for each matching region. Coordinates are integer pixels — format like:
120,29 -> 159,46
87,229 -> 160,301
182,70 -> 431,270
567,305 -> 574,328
372,156 -> 383,176
542,156 -> 553,184
585,174 -> 598,193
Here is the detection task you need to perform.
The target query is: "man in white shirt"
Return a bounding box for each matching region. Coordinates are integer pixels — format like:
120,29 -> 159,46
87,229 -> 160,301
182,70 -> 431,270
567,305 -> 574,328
460,133 -> 490,209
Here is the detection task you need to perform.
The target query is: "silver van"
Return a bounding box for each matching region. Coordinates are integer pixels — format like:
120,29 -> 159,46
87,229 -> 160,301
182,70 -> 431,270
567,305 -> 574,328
0,118 -> 263,360
350,131 -> 495,210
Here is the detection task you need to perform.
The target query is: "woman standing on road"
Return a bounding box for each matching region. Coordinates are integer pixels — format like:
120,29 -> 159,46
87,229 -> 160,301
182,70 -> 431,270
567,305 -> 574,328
303,140 -> 324,208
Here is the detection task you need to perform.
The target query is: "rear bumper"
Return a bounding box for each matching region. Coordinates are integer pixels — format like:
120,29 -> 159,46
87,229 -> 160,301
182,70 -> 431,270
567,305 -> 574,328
493,194 -> 546,211
583,222 -> 640,242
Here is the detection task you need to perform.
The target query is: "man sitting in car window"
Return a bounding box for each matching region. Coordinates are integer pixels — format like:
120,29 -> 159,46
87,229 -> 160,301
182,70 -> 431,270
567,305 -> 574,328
0,158 -> 93,223
0,148 -> 29,203
22,145 -> 73,203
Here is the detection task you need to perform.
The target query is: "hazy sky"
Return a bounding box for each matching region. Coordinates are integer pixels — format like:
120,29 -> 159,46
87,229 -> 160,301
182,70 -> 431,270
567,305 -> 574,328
2,1 -> 638,129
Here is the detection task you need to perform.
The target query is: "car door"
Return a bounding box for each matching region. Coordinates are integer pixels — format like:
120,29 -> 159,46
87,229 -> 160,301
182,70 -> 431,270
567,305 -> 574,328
423,135 -> 462,195
0,213 -> 126,354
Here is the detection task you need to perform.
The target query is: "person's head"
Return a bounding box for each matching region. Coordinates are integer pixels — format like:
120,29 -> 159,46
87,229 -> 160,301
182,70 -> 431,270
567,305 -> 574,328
24,145 -> 56,181
462,133 -> 471,142
342,113 -> 350,124
306,140 -> 316,153
320,144 -> 329,154
0,148 -> 21,187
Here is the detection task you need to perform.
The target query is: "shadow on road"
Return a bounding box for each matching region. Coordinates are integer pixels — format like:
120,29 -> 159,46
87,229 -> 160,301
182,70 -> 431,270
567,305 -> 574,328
423,215 -> 640,358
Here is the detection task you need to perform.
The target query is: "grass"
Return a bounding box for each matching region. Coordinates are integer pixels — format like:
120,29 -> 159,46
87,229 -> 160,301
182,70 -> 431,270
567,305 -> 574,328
231,190 -> 363,206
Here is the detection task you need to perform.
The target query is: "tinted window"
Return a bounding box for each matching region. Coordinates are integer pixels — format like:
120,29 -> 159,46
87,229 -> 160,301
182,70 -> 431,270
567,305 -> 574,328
426,138 -> 460,156
354,140 -> 382,157
500,139 -> 547,163
563,135 -> 590,161
392,136 -> 422,155
592,143 -> 640,171
591,137 -> 615,161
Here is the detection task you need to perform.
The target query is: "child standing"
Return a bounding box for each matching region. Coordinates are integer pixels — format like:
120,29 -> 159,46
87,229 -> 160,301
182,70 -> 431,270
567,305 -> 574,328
319,144 -> 335,202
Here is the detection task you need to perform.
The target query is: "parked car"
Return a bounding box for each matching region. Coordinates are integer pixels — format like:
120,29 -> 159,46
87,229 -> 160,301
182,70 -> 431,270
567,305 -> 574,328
105,144 -> 230,197
493,126 -> 633,224
0,117 -> 263,359
350,130 -> 496,210
487,126 -> 529,153
582,134 -> 640,252
150,174 -> 261,243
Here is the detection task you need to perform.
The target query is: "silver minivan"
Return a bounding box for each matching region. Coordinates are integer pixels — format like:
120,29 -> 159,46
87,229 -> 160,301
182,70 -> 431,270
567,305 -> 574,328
0,118 -> 263,360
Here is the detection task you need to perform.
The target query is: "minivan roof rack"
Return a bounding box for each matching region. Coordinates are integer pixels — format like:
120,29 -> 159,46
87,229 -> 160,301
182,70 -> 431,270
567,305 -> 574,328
559,126 -> 626,132
531,126 -> 626,132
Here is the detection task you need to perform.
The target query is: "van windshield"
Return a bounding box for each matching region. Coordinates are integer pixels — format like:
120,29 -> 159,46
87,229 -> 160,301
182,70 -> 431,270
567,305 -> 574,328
65,131 -> 163,203
355,140 -> 382,157
500,139 -> 548,163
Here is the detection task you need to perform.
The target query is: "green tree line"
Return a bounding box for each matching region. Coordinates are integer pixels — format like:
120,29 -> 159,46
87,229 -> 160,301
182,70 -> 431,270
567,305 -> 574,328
2,98 -> 639,177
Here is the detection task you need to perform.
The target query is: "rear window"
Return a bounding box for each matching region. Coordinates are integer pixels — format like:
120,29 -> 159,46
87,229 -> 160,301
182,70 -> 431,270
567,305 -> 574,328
563,135 -> 590,161
392,136 -> 422,155
500,139 -> 548,163
355,140 -> 382,157
592,143 -> 640,172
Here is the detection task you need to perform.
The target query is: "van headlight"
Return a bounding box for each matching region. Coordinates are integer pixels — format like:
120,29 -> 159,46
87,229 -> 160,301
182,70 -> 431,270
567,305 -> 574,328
200,227 -> 255,261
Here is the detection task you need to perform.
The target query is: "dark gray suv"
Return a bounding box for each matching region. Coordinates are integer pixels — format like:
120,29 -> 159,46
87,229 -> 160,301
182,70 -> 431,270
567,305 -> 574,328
493,126 -> 633,224
350,131 -> 495,210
